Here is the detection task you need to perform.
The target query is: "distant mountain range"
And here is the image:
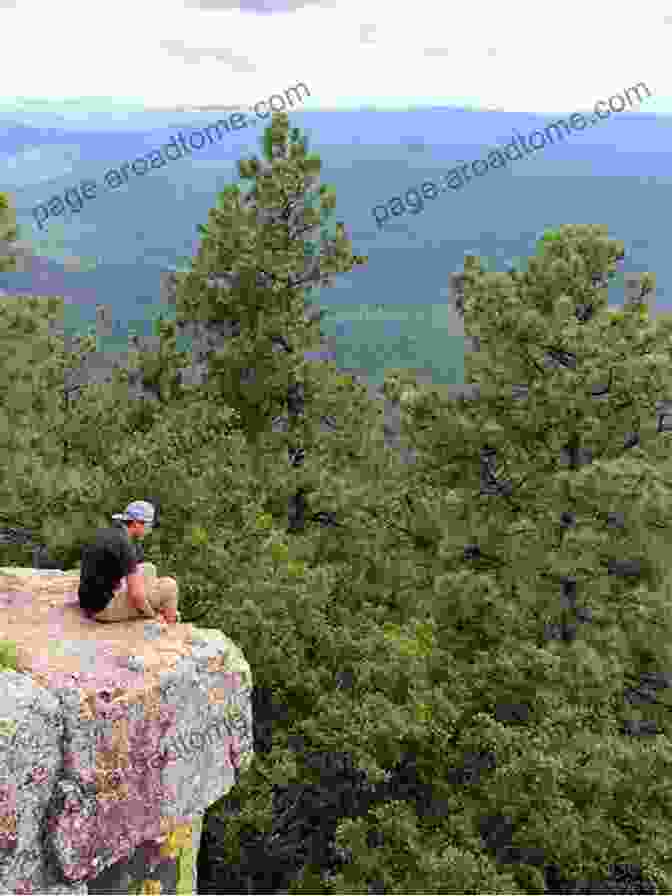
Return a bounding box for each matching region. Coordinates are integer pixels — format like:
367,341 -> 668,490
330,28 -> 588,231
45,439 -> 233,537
144,104 -> 245,113
1,104 -> 671,392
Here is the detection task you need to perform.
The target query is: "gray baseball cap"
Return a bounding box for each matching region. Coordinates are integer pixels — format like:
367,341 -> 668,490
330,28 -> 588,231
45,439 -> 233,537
112,500 -> 155,526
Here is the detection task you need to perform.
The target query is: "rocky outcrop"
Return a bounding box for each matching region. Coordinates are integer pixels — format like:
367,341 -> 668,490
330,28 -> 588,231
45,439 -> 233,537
0,567 -> 253,894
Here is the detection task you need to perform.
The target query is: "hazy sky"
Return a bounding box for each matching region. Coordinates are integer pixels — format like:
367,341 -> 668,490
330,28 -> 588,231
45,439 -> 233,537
1,0 -> 669,116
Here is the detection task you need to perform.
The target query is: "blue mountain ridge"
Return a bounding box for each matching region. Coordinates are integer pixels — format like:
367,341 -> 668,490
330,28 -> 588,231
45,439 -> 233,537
1,105 -> 670,390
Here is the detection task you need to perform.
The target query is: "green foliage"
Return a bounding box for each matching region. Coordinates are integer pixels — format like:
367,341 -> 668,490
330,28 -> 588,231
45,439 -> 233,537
329,801 -> 526,895
0,120 -> 671,894
0,294 -> 101,563
168,110 -> 368,478
0,191 -> 19,272
0,639 -> 20,672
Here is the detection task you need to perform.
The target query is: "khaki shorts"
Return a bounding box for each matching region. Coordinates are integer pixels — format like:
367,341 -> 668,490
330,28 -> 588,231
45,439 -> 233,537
92,562 -> 180,623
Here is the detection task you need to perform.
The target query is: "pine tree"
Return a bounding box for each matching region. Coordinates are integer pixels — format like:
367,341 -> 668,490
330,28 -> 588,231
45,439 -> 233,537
160,111 -> 387,536
0,293 -> 99,563
386,225 -> 672,637
0,191 -> 19,272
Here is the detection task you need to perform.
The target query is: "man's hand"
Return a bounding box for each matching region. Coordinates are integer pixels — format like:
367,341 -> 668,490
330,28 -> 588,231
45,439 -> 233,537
158,611 -> 177,625
129,594 -> 156,618
127,570 -> 152,617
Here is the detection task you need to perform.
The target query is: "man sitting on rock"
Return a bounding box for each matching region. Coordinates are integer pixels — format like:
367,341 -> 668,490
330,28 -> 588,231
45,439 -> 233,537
78,500 -> 180,624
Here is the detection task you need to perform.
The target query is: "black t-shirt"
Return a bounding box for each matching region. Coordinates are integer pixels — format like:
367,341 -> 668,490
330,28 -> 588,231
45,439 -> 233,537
78,522 -> 142,615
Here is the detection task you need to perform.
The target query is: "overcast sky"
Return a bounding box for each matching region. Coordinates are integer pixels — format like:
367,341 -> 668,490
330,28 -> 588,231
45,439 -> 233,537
0,0 -> 669,116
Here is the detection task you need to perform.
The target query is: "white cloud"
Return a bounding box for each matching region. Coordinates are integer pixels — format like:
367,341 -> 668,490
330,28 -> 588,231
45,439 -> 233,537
0,0 -> 669,114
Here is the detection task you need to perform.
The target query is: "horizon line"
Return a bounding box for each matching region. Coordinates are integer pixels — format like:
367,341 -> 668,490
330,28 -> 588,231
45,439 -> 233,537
2,100 -> 669,120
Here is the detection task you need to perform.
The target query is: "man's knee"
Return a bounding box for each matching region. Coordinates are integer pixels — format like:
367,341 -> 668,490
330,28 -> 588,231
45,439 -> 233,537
160,576 -> 178,596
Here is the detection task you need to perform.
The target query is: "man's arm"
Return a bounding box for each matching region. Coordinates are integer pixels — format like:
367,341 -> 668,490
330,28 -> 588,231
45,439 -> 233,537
126,569 -> 156,617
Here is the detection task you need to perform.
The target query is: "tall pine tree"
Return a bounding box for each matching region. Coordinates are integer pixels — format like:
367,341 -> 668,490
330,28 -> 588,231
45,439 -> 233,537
378,222 -> 672,706
378,226 -> 672,632
151,111 -> 397,538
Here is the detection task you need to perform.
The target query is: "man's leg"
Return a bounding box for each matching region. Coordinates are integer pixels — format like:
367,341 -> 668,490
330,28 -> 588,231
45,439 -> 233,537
92,586 -> 140,622
93,563 -> 164,623
136,563 -> 180,623
147,575 -> 180,623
